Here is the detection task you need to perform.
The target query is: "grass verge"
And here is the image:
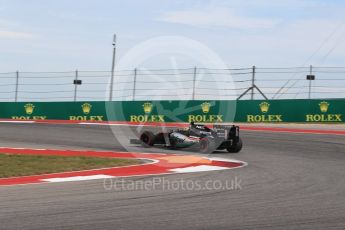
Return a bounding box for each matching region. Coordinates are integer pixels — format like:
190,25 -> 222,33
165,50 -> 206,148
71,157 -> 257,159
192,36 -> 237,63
0,154 -> 141,178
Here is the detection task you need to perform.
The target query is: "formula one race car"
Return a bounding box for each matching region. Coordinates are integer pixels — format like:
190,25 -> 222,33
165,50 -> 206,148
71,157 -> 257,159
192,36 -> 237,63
131,122 -> 242,153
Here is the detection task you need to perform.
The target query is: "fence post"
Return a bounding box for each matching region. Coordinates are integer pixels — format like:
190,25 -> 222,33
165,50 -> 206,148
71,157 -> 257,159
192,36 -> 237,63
308,65 -> 313,99
251,66 -> 256,100
15,71 -> 19,102
132,68 -> 137,101
192,66 -> 197,100
74,70 -> 78,102
109,34 -> 117,101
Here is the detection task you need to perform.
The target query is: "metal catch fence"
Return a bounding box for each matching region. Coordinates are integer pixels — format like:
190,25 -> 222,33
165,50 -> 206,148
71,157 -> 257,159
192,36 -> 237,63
0,66 -> 344,101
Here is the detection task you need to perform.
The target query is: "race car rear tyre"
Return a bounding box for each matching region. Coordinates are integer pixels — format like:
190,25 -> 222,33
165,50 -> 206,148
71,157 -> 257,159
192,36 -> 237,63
140,131 -> 155,147
227,137 -> 243,153
199,137 -> 216,153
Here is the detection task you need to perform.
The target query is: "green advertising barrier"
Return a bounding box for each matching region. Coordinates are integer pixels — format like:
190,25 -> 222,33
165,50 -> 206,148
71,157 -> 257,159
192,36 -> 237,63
234,99 -> 344,122
0,99 -> 344,123
0,102 -> 107,121
105,100 -> 237,123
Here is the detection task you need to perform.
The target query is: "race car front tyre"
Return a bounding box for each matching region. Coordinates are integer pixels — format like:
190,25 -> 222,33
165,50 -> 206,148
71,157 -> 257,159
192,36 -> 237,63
199,137 -> 216,153
226,137 -> 243,153
140,131 -> 155,147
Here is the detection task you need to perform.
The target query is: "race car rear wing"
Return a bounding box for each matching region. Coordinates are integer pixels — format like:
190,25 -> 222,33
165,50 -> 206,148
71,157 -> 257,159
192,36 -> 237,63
213,125 -> 240,140
213,124 -> 237,129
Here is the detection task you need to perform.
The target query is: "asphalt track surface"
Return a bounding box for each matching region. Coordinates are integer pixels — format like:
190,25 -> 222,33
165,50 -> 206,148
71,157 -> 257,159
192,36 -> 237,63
0,123 -> 345,230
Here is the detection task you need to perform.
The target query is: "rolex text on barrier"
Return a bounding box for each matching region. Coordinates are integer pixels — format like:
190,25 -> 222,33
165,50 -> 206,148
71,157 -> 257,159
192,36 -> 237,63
0,99 -> 344,123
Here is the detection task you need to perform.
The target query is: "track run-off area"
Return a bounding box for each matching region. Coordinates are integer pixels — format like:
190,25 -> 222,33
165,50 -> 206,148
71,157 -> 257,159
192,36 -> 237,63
0,148 -> 245,186
0,121 -> 345,230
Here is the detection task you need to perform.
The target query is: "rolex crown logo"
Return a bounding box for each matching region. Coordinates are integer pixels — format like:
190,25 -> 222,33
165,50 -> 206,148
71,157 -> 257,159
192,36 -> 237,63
201,102 -> 211,113
259,102 -> 270,113
81,103 -> 92,114
319,101 -> 329,113
24,103 -> 35,115
143,102 -> 153,114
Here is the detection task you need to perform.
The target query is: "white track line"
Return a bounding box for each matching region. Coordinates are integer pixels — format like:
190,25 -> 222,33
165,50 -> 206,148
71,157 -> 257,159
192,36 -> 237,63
41,175 -> 114,183
0,121 -> 35,123
206,157 -> 246,164
78,122 -> 165,127
170,165 -> 230,173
